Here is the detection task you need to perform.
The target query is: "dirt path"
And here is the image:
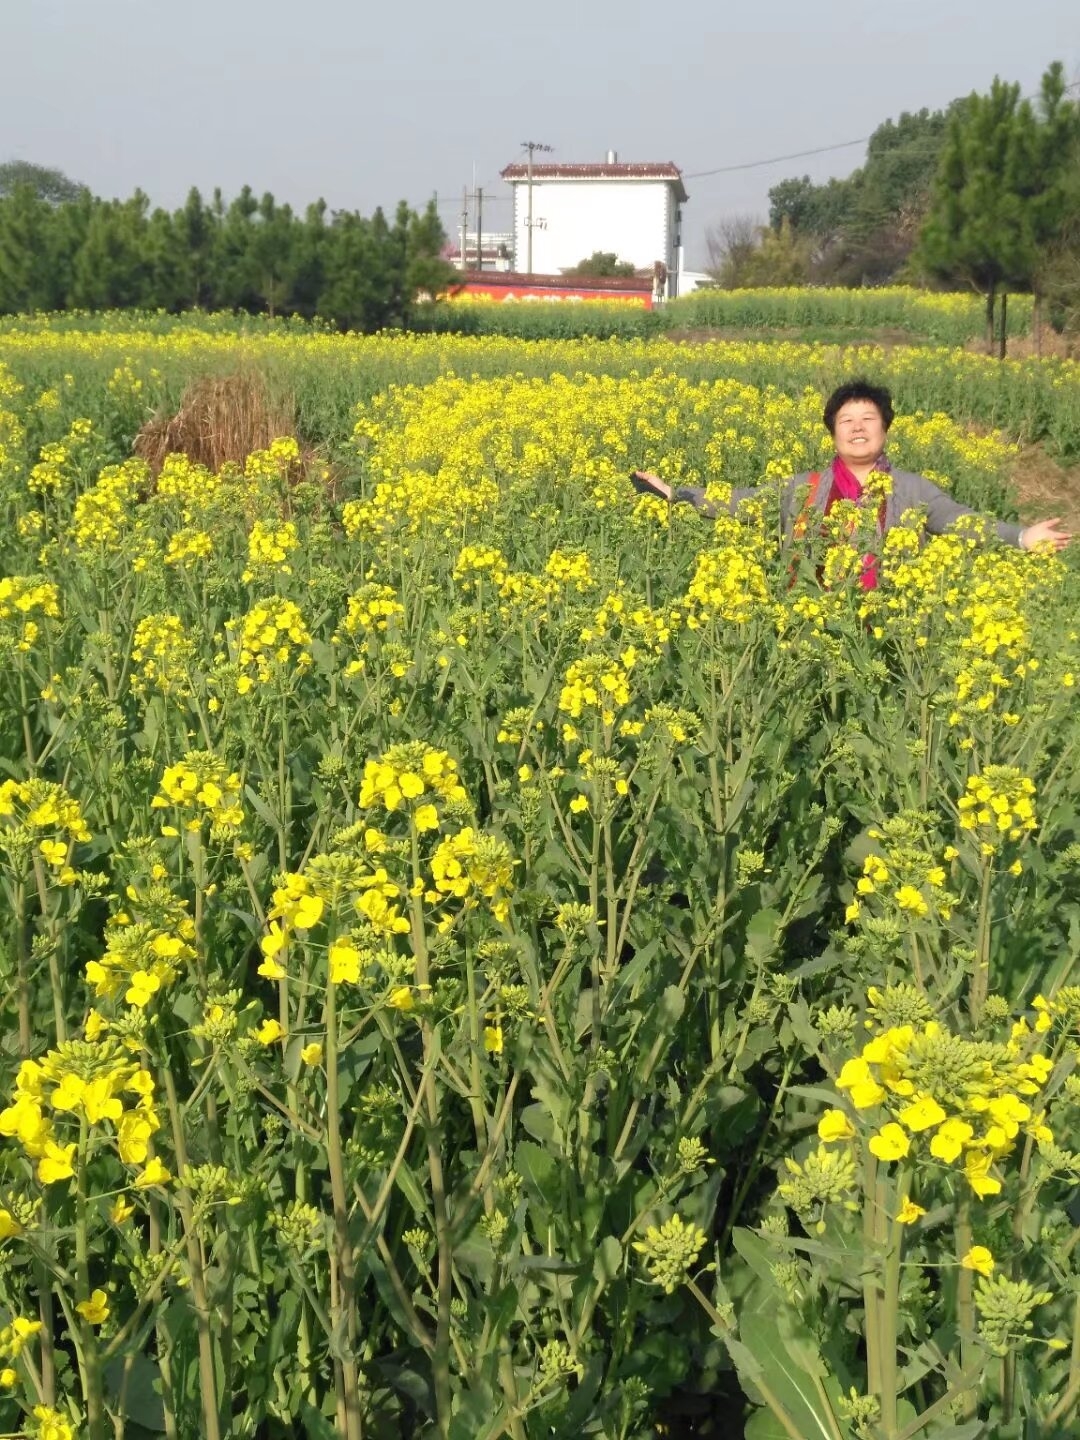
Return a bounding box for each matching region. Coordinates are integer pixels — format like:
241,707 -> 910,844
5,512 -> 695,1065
1011,446 -> 1080,531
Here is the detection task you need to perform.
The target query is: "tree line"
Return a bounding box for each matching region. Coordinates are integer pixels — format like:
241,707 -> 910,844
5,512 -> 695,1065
0,167 -> 457,330
706,62 -> 1080,343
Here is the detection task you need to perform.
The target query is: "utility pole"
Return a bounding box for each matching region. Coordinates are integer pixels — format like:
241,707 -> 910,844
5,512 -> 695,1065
520,141 -> 552,275
475,187 -> 483,273
459,186 -> 468,272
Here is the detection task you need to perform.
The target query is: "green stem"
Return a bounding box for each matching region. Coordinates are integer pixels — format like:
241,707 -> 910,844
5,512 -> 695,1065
31,853 -> 67,1043
75,1118 -> 105,1440
19,669 -> 37,770
325,976 -> 365,1440
411,831 -> 453,1438
862,1151 -> 882,1401
969,860 -> 993,1026
161,1064 -> 222,1440
718,1059 -> 794,1254
13,878 -> 31,1063
894,1368 -> 982,1440
954,1201 -> 977,1421
147,1196 -> 178,1440
878,1168 -> 907,1439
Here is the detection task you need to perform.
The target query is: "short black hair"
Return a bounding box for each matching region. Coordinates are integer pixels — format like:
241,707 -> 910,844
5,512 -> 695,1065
822,379 -> 895,435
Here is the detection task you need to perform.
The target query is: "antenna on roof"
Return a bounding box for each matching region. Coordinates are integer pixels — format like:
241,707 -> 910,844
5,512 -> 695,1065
520,141 -> 554,275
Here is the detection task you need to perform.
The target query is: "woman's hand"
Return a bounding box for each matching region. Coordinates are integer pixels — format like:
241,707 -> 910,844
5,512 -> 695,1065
1020,517 -> 1073,551
629,471 -> 673,503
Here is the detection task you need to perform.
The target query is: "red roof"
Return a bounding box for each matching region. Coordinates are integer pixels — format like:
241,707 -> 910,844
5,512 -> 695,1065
500,161 -> 688,201
450,271 -> 654,293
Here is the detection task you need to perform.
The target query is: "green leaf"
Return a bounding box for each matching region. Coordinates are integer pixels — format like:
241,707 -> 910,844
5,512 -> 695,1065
298,1400 -> 342,1440
745,1408 -> 801,1440
745,907 -> 782,964
516,1141 -> 561,1210
104,1354 -> 166,1432
738,1308 -> 850,1440
659,984 -> 686,1025
514,1253 -> 585,1275
518,1102 -> 555,1143
449,1380 -> 498,1440
592,1235 -> 623,1286
919,1425 -> 985,1440
243,783 -> 281,832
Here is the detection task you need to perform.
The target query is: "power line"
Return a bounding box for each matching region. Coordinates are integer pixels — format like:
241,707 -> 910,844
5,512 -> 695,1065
434,193 -> 510,208
428,77 -> 1080,211
684,136 -> 870,180
684,79 -> 1080,183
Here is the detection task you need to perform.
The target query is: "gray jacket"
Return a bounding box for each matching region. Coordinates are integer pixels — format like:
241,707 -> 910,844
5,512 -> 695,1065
674,467 -> 1024,547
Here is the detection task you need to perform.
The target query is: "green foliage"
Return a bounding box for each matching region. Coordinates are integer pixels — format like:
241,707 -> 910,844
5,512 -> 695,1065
918,63 -> 1080,352
767,104 -> 962,283
563,251 -> 638,278
711,218 -> 812,289
410,298 -> 667,340
0,158 -> 86,204
666,287 -> 1033,345
0,183 -> 457,331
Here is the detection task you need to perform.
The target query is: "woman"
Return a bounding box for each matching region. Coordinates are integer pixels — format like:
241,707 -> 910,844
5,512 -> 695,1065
631,379 -> 1072,556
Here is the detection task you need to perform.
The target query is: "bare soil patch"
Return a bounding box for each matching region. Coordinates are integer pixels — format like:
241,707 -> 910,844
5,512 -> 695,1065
1010,445 -> 1080,530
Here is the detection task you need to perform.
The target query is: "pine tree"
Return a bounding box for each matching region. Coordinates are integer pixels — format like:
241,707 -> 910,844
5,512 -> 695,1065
919,65 -> 1080,355
0,185 -> 55,311
173,188 -> 220,309
405,200 -> 456,313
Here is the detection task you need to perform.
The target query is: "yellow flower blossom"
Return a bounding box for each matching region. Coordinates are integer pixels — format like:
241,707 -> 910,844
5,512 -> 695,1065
895,1198 -> 926,1225
868,1123 -> 910,1162
961,1245 -> 995,1277
76,1289 -> 110,1325
817,1109 -> 856,1143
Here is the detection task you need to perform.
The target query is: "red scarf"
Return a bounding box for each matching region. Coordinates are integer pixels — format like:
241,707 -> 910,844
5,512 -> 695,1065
823,456 -> 887,590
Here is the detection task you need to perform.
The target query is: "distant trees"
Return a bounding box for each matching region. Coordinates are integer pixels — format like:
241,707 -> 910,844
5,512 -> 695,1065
705,216 -> 811,288
0,160 -> 86,204
702,59 -> 1080,337
704,215 -> 762,286
918,63 -> 1080,353
0,175 -> 457,329
564,252 -> 637,277
764,105 -> 959,285
704,106 -> 956,290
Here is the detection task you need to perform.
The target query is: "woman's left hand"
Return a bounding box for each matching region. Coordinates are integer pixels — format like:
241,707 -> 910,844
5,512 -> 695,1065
1020,517 -> 1074,551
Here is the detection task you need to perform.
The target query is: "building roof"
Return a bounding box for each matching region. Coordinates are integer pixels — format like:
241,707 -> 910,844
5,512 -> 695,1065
450,271 -> 654,293
500,161 -> 688,202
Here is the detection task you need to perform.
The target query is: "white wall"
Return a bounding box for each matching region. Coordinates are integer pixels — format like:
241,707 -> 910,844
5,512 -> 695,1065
511,180 -> 677,284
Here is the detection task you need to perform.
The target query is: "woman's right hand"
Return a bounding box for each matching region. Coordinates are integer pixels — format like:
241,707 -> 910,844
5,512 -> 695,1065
1020,517 -> 1073,551
630,471 -> 673,503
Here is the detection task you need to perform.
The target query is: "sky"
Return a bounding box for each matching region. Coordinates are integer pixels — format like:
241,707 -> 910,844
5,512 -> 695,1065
2,0 -> 1077,268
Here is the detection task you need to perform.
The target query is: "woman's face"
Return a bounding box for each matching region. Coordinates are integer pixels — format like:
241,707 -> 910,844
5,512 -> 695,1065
832,399 -> 887,466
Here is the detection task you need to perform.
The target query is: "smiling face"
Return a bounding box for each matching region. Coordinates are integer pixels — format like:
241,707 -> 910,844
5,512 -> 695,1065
832,399 -> 888,469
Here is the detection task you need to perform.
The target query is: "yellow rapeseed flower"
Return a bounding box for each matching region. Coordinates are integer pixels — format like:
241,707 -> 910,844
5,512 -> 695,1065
76,1289 -> 110,1325
961,1245 -> 995,1276
868,1123 -> 910,1162
895,1198 -> 926,1225
817,1109 -> 856,1143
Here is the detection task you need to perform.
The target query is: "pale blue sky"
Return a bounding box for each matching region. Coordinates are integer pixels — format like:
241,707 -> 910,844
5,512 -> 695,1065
2,0 -> 1077,265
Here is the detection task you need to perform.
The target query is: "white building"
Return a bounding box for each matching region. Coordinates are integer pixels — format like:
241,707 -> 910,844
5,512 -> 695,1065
499,154 -> 689,299
443,231 -> 514,271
